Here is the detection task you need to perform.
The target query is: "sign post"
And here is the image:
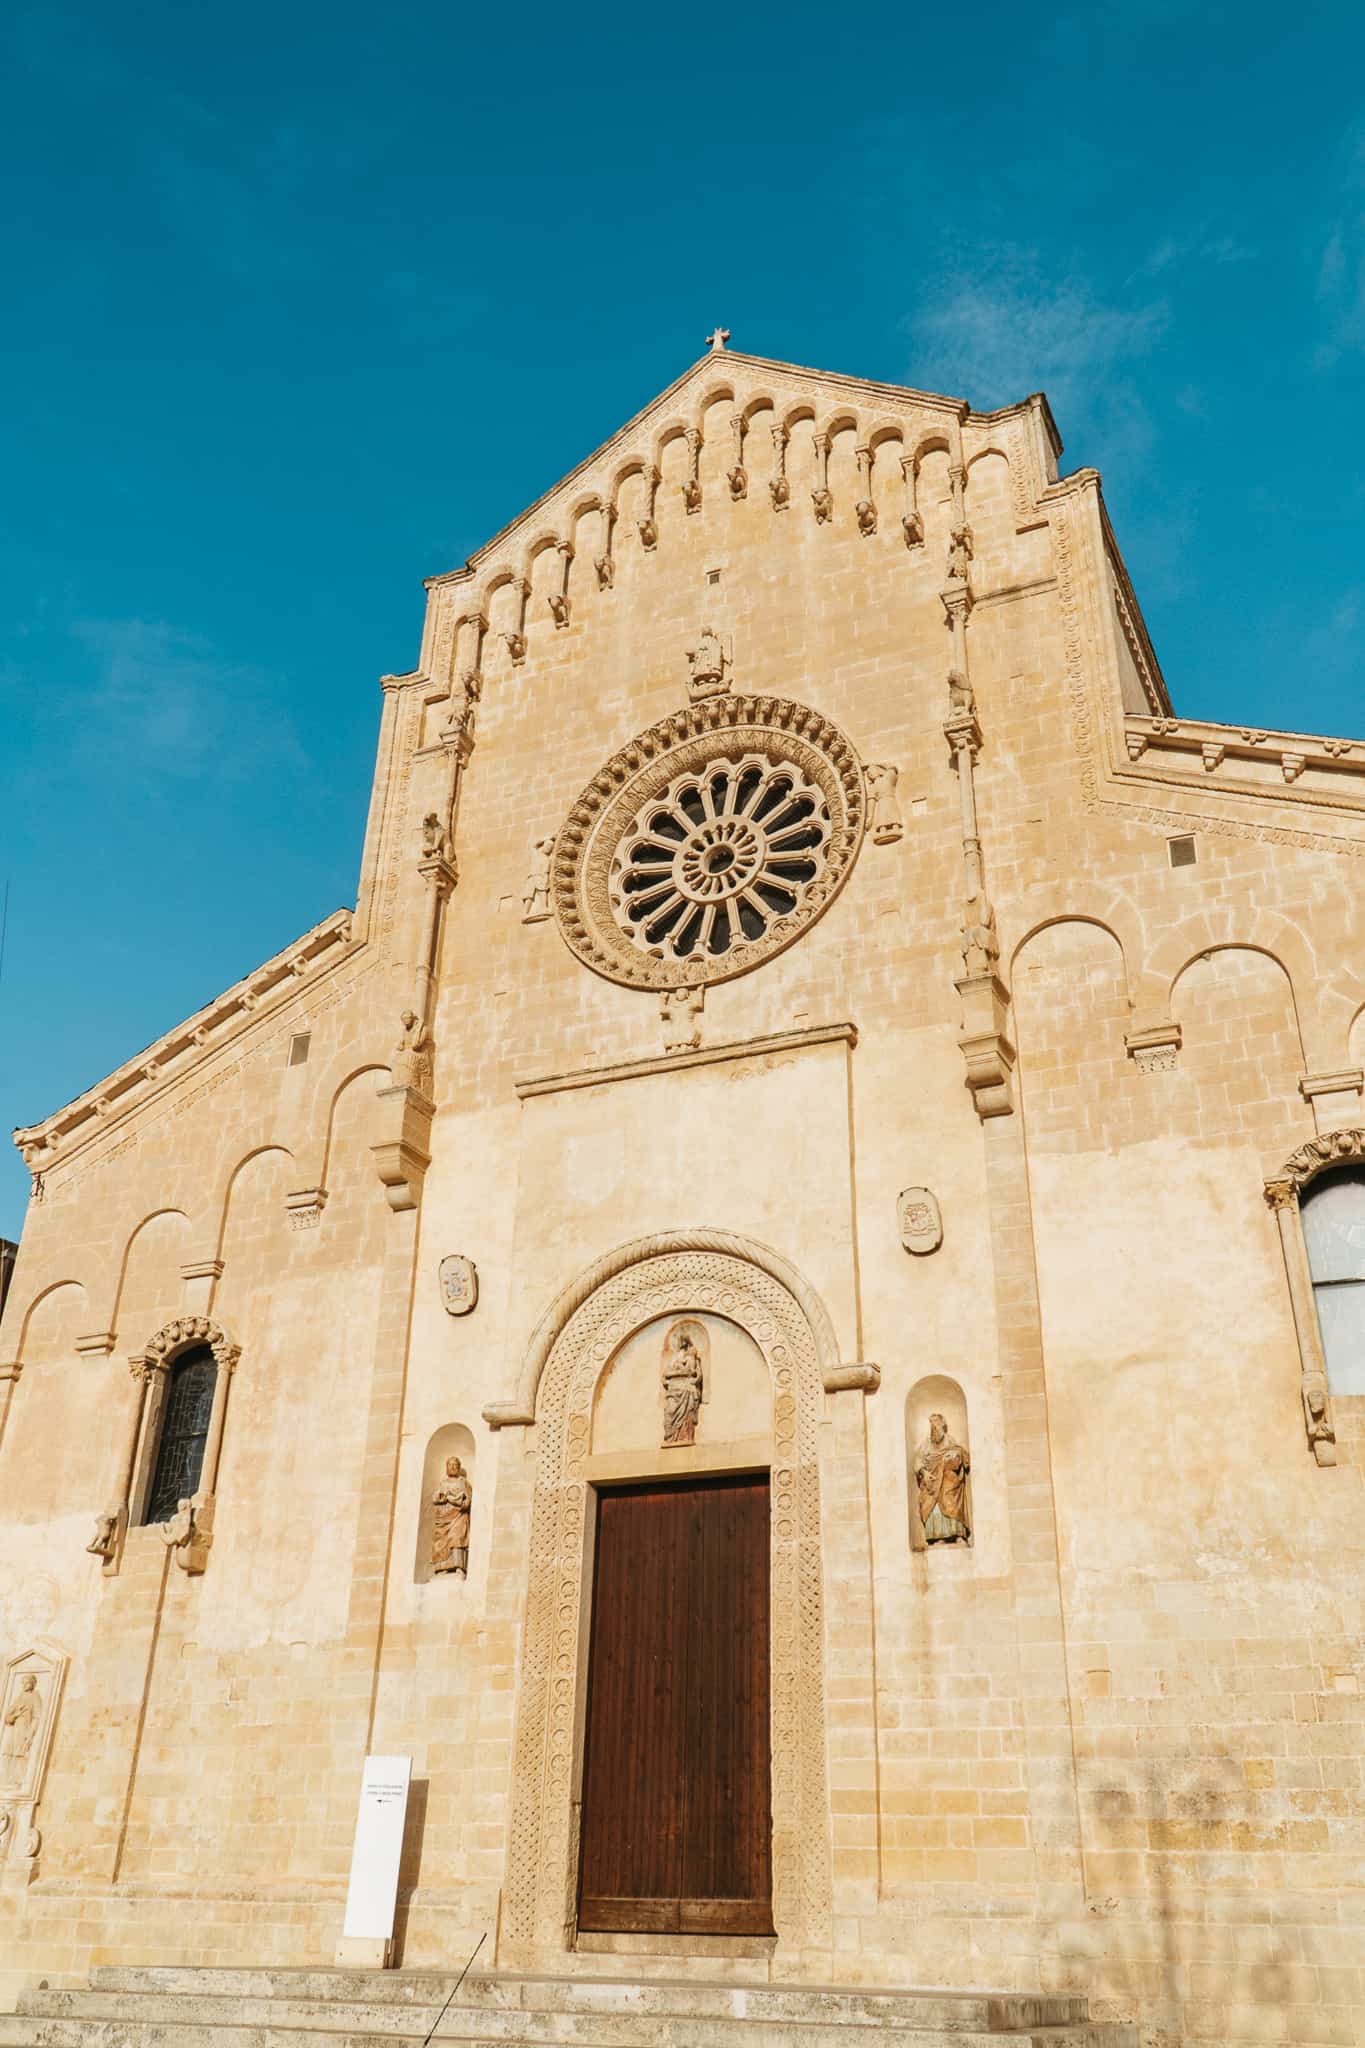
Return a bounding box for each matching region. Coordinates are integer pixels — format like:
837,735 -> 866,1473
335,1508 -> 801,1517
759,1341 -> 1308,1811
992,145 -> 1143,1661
335,1754 -> 412,1968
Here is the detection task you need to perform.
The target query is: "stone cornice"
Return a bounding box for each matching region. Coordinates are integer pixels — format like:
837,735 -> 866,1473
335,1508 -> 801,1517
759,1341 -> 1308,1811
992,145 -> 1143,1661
13,906 -> 356,1173
1120,713 -> 1365,811
515,1021 -> 857,1101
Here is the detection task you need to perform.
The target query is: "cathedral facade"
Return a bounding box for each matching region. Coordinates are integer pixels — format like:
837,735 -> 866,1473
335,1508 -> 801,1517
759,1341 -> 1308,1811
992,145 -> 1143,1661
1,342 -> 1362,2047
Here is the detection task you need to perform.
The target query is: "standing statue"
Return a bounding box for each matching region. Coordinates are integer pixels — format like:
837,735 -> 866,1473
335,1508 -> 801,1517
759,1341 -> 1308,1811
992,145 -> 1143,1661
914,1413 -> 971,1544
390,1009 -> 432,1092
1,1675 -> 38,1788
522,837 -> 555,922
960,893 -> 1000,978
431,1457 -> 473,1576
661,1323 -> 705,1447
866,763 -> 904,845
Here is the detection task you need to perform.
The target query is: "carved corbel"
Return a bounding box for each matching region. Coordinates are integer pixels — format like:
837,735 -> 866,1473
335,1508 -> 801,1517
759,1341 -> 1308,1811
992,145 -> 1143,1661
638,467 -> 660,550
854,446 -> 876,535
1263,1175 -> 1337,1464
769,425 -> 790,509
1125,730 -> 1149,761
455,611 -> 489,678
954,969 -> 1016,1119
1202,742 -> 1226,772
811,432 -> 833,523
900,453 -> 923,547
502,579 -> 531,665
285,1187 -> 328,1230
727,415 -> 747,500
160,1494 -> 214,1574
548,542 -> 573,628
371,1075 -> 434,1214
1281,750 -> 1306,783
681,427 -> 703,513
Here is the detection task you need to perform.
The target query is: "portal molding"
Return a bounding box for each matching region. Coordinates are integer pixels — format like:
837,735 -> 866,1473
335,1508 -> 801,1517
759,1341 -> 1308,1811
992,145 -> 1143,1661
498,1243 -> 837,1961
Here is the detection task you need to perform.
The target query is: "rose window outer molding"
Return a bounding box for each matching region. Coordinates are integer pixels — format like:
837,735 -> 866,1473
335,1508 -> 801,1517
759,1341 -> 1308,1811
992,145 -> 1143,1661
552,694 -> 867,990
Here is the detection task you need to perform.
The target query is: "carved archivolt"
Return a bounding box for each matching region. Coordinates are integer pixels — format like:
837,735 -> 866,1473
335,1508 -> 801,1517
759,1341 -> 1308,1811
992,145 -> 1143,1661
483,1228 -> 850,1427
551,695 -> 866,991
128,1315 -> 240,1382
1266,1128 -> 1365,1203
500,1245 -> 835,1957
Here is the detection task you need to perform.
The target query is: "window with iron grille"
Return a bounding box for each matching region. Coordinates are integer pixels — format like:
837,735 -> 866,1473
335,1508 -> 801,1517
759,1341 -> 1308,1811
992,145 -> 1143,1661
144,1346 -> 217,1524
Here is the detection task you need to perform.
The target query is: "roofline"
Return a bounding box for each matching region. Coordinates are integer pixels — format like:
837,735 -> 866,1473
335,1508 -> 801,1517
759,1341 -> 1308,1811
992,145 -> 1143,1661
421,346 -> 1046,591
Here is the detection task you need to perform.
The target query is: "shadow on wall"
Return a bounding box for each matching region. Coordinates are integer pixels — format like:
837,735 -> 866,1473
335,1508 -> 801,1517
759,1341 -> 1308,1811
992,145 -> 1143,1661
390,1775 -> 429,1964
412,1423 -> 476,1585
1075,1759 -> 1298,2046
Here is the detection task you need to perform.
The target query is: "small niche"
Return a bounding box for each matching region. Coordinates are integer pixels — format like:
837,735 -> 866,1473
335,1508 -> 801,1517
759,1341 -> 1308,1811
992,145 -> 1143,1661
906,1375 -> 972,1553
413,1422 -> 476,1585
288,1032 -> 311,1067
1167,835 -> 1197,869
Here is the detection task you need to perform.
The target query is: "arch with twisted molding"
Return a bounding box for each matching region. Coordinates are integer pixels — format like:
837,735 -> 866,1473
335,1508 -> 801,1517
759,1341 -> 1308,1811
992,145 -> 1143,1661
494,1238 -> 841,1964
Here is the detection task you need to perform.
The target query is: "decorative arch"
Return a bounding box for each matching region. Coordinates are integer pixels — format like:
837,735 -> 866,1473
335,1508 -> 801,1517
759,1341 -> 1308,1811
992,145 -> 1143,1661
130,1313 -> 240,1380
495,1237 -> 845,1963
483,1227 -> 859,1428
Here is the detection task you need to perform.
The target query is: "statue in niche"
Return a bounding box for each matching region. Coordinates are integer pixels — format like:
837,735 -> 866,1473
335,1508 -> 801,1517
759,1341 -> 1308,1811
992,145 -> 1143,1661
1,1675 -> 38,1788
914,1413 -> 971,1545
431,1457 -> 472,1576
421,812 -> 447,861
522,837 -> 555,922
945,526 -> 973,585
661,1320 -> 706,1447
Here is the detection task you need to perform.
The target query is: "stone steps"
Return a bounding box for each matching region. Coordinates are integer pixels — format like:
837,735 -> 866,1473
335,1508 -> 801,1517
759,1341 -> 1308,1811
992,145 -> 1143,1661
0,1967 -> 1139,2048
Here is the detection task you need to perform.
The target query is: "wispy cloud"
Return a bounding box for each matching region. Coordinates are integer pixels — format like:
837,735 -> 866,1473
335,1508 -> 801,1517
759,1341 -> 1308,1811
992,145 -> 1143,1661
905,248 -> 1167,464
67,618 -> 309,784
1312,120 -> 1365,371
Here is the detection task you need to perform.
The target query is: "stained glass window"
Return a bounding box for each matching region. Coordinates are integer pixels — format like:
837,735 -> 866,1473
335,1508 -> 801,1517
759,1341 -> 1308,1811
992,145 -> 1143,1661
144,1346 -> 217,1524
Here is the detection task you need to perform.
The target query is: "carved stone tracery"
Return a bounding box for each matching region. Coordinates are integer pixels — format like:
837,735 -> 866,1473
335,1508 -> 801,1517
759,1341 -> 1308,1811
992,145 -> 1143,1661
552,695 -> 866,992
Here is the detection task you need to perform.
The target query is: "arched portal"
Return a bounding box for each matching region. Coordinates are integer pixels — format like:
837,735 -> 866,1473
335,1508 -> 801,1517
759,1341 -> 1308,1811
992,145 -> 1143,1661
494,1238 -> 841,1963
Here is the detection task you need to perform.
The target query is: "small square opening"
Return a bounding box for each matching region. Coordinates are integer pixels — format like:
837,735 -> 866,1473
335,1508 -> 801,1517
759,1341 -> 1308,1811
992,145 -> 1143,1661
1167,836 -> 1197,869
288,1032 -> 312,1067
706,568 -> 722,585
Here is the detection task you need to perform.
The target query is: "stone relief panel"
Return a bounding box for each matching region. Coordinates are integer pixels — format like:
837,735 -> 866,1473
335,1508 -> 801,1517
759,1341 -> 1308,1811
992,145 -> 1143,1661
591,1311 -> 770,1459
906,1375 -> 973,1552
0,1637 -> 67,1882
438,1254 -> 479,1316
413,1422 -> 476,1586
897,1186 -> 943,1255
501,1248 -> 835,1960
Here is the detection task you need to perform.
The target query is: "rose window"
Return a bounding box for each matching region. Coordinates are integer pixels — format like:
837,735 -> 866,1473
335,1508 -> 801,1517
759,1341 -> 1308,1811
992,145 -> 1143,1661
552,693 -> 867,991
609,755 -> 830,964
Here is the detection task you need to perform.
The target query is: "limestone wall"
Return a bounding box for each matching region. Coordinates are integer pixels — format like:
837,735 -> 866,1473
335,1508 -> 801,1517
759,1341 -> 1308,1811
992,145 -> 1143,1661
0,347 -> 1361,2046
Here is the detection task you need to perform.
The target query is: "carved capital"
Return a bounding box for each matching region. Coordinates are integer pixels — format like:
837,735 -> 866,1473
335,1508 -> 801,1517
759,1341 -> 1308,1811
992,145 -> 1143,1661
1263,1177 -> 1298,1213
285,1187 -> 328,1231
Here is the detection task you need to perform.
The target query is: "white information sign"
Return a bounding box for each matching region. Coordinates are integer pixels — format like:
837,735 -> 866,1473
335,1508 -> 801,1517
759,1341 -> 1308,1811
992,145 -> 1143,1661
341,1754 -> 412,1946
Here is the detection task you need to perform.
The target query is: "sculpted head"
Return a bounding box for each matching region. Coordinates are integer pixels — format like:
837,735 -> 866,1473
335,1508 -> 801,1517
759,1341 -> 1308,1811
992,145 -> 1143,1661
929,1412 -> 947,1445
445,1455 -> 464,1479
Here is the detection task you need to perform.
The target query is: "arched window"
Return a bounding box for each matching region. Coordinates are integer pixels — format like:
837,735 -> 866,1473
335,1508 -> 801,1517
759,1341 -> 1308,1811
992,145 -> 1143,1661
1301,1168 -> 1365,1396
143,1345 -> 218,1524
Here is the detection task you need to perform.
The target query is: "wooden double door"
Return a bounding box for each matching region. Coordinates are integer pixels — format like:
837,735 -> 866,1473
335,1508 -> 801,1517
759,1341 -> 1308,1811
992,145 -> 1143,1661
577,1472 -> 773,1936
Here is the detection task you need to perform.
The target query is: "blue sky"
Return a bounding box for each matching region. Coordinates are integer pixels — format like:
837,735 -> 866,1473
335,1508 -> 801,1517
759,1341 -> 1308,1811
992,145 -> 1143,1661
3,0 -> 1364,1237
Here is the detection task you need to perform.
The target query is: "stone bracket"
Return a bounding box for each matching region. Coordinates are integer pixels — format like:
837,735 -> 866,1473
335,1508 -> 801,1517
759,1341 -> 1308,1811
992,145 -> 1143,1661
954,971 -> 1015,1119
371,1084 -> 434,1213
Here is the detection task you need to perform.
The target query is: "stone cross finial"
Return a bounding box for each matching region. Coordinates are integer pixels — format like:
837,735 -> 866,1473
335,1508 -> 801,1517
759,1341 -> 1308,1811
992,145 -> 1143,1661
706,327 -> 731,353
